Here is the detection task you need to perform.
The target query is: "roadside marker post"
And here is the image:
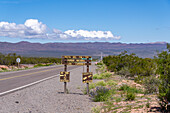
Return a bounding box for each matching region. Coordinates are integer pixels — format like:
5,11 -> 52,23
60,56 -> 93,94
16,58 -> 21,68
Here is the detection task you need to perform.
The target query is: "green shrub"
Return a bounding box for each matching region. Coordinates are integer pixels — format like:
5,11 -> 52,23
93,72 -> 112,79
118,67 -> 130,77
83,81 -> 107,94
91,106 -> 101,113
34,63 -> 44,67
146,102 -> 150,108
96,81 -> 107,86
126,92 -> 135,101
119,84 -> 143,94
106,80 -> 117,86
97,62 -> 103,65
119,84 -> 130,91
1,68 -> 7,70
156,49 -> 170,110
93,74 -> 98,79
93,74 -> 103,79
143,76 -> 160,94
101,72 -> 112,78
90,86 -> 112,102
103,51 -> 156,78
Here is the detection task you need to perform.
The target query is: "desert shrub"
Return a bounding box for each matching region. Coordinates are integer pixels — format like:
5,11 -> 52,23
119,84 -> 130,91
143,76 -> 160,94
90,86 -> 112,102
1,68 -> 7,70
96,81 -> 107,86
126,92 -> 135,101
91,106 -> 101,113
96,62 -> 107,74
119,84 -> 143,94
134,75 -> 145,83
156,50 -> 170,110
93,72 -> 112,79
106,80 -> 117,86
0,53 -> 61,65
101,72 -> 112,78
34,63 -> 44,67
103,51 -> 156,78
117,67 -> 131,77
96,62 -> 103,65
146,101 -> 150,108
83,81 -> 107,94
93,74 -> 103,79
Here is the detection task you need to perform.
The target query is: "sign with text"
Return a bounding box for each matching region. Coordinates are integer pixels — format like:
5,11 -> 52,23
60,71 -> 70,82
82,72 -> 93,83
62,56 -> 92,65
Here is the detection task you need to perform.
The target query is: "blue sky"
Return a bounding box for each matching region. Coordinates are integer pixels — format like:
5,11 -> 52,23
0,0 -> 170,43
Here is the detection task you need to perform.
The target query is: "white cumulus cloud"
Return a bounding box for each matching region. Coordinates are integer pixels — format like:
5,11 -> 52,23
0,19 -> 121,41
64,30 -> 120,40
0,19 -> 47,39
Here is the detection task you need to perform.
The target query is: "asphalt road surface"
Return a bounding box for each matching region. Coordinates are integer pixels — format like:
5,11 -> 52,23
0,65 -> 78,94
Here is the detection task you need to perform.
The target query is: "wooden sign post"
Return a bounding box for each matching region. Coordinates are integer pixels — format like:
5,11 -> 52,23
60,56 -> 93,94
64,64 -> 67,93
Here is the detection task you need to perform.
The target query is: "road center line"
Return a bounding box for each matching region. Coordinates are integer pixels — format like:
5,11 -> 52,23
0,67 -> 63,81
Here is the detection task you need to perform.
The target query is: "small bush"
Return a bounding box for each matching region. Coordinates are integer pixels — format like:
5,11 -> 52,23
93,74 -> 103,79
143,76 -> 160,94
119,84 -> 130,91
101,72 -> 112,78
146,102 -> 150,108
93,72 -> 112,79
34,63 -> 44,67
119,84 -> 143,94
97,62 -> 103,65
90,86 -> 111,102
83,81 -> 106,94
118,67 -> 131,77
96,81 -> 107,86
126,92 -> 135,101
106,80 -> 117,86
1,68 -> 7,70
91,106 -> 101,113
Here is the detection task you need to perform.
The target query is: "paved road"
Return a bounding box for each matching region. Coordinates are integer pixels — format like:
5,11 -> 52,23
0,64 -> 97,113
0,65 -> 78,94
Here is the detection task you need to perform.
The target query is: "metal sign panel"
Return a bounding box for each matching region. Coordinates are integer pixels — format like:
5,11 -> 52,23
82,72 -> 93,83
62,56 -> 92,65
62,56 -> 91,59
16,58 -> 21,63
60,71 -> 70,82
63,63 -> 91,65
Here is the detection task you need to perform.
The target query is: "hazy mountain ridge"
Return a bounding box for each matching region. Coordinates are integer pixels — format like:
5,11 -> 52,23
0,41 -> 167,58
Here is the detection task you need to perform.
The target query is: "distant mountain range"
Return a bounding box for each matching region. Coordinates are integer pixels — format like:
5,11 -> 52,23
0,41 -> 168,58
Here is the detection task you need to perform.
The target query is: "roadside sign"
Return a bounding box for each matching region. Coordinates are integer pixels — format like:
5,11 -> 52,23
82,72 -> 93,83
63,62 -> 91,65
60,71 -> 70,82
60,55 -> 92,94
16,58 -> 21,63
62,56 -> 92,65
62,56 -> 91,59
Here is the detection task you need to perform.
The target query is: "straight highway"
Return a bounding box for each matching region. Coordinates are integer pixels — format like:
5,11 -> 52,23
0,65 -> 79,95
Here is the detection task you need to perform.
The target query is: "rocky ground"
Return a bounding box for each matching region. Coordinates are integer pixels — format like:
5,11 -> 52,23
93,75 -> 161,113
0,65 -> 97,113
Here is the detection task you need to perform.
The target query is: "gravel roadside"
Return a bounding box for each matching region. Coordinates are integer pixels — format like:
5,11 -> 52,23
0,64 -> 97,113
